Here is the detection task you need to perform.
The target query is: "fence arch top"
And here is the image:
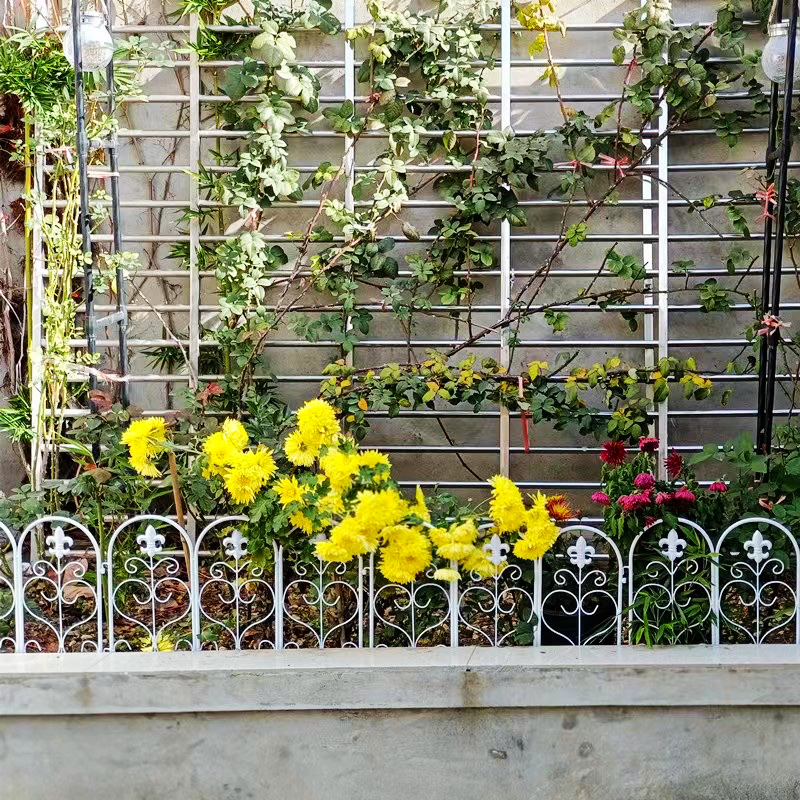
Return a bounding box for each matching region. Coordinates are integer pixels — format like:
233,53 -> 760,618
15,516 -> 103,654
628,518 -> 719,646
537,524 -> 624,647
107,515 -> 195,652
715,517 -> 800,645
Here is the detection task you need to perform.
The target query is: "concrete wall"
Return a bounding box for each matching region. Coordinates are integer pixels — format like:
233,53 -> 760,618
2,647 -> 800,800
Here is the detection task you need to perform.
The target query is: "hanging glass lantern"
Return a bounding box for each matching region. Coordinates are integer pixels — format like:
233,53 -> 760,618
63,10 -> 114,72
761,21 -> 800,84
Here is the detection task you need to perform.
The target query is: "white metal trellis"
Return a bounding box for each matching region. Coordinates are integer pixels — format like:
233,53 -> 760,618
31,5 -> 774,505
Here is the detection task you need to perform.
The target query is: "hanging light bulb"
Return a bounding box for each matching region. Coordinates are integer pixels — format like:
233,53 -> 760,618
761,21 -> 800,84
63,10 -> 114,71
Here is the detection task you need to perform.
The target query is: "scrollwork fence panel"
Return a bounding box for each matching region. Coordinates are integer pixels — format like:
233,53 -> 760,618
282,548 -> 364,648
716,518 -> 800,644
107,516 -> 195,652
628,519 -> 718,646
194,517 -> 278,650
15,517 -> 102,653
537,525 -> 623,646
3,514 -> 800,651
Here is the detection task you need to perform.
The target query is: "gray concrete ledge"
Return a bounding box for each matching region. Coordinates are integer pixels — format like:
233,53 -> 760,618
2,645 -> 800,716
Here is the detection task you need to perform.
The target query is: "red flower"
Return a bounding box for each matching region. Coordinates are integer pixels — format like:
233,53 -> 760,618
600,441 -> 627,467
617,491 -> 651,514
674,488 -> 696,505
639,436 -> 659,453
708,481 -> 727,493
656,492 -> 673,506
645,516 -> 657,528
546,495 -> 574,521
633,472 -> 655,490
664,450 -> 683,478
591,491 -> 611,506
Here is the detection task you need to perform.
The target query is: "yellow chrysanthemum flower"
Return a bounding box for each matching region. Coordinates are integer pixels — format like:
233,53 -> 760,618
220,418 -> 248,450
223,450 -> 271,505
314,538 -> 352,563
202,418 -> 248,477
274,475 -> 305,508
437,541 -> 475,561
318,489 -> 344,516
357,449 -> 390,469
378,525 -> 432,584
296,398 -> 340,448
355,488 -> 407,528
462,546 -> 499,579
284,429 -> 320,467
320,448 -> 360,492
430,518 -> 479,562
289,510 -> 314,535
128,441 -> 162,478
433,568 -> 460,582
488,475 -> 528,533
122,417 -> 168,476
512,507 -> 560,561
325,516 -> 372,557
408,486 -> 430,522
254,446 -> 277,481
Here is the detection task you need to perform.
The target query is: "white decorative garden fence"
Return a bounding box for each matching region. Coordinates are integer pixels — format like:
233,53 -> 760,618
0,514 -> 797,652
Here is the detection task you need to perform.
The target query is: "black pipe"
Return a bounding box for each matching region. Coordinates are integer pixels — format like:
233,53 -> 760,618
104,0 -> 129,408
756,1 -> 783,452
763,0 -> 800,453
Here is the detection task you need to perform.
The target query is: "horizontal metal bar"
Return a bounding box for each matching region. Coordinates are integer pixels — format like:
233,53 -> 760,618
115,127 -> 769,140
72,336 -> 782,348
86,266 -> 791,281
70,196 -> 757,211
50,160 -> 795,176
90,301 -> 795,314
79,232 -> 778,244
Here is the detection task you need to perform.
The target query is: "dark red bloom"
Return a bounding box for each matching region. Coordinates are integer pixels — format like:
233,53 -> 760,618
639,436 -> 659,453
673,488 -> 696,507
645,516 -> 657,528
600,441 -> 627,467
664,450 -> 683,478
591,491 -> 611,506
708,481 -> 727,493
633,472 -> 655,490
656,491 -> 672,506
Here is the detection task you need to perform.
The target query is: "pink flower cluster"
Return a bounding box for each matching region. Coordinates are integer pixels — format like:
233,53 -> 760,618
633,472 -> 655,490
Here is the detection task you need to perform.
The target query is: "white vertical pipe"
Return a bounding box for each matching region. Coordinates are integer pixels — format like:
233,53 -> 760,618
188,12 -> 201,393
186,13 -> 201,545
656,84 -> 670,477
274,542 -> 284,649
343,0 -> 355,371
30,149 -> 44,493
499,0 -> 512,477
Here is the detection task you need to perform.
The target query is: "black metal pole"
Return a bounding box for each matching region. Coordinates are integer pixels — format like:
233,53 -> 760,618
763,0 -> 799,453
757,2 -> 783,453
104,0 -> 129,408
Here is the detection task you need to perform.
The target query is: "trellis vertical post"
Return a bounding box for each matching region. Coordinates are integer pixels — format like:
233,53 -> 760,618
498,0 -> 512,477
